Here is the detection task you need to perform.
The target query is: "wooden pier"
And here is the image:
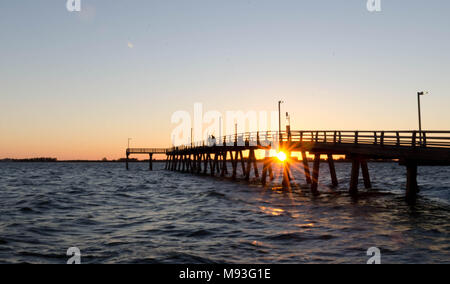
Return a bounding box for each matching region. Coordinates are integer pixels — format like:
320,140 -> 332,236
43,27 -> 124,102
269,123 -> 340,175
127,131 -> 450,203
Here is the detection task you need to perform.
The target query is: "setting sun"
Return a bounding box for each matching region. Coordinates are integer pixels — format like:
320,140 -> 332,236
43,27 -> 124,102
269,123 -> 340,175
275,151 -> 287,162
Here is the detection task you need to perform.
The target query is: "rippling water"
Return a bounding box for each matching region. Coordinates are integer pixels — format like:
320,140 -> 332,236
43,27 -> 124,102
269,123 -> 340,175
0,162 -> 449,264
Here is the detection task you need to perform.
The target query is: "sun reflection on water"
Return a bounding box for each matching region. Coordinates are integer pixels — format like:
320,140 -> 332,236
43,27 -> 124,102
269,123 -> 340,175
260,206 -> 285,216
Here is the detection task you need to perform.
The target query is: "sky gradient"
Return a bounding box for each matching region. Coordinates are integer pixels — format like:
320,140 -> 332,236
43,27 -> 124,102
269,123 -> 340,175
1,0 -> 449,160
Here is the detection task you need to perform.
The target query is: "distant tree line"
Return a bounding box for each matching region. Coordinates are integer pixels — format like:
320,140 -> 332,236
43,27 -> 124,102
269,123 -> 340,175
0,158 -> 58,162
0,157 -> 162,162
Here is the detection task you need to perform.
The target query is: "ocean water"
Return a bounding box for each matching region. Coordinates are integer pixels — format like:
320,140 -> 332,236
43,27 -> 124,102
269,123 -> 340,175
0,161 -> 449,264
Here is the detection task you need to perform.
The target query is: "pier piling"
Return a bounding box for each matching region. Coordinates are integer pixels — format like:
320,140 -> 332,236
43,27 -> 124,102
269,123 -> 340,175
406,162 -> 418,202
350,157 -> 360,195
149,154 -> 153,171
361,159 -> 371,189
302,152 -> 312,184
311,154 -> 321,195
327,154 -> 338,187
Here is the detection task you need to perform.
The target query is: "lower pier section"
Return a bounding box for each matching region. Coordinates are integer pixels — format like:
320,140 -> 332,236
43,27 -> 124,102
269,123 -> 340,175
348,155 -> 372,195
164,148 -> 375,198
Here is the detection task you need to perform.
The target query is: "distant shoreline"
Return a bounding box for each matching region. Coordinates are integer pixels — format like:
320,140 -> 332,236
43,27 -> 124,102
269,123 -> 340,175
0,158 -> 398,163
0,159 -> 166,163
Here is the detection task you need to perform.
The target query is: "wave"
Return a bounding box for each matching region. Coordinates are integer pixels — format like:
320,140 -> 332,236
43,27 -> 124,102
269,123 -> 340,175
161,251 -> 217,264
187,229 -> 213,238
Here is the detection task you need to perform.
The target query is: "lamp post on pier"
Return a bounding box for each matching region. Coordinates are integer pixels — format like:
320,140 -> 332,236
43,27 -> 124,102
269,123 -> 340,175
278,100 -> 284,140
417,91 -> 428,146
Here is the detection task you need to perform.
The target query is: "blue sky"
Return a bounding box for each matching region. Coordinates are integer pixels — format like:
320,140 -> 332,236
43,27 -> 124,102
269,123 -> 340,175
0,0 -> 449,159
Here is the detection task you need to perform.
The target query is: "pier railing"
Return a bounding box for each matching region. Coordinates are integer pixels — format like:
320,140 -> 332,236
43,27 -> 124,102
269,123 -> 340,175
169,130 -> 450,151
127,148 -> 168,154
